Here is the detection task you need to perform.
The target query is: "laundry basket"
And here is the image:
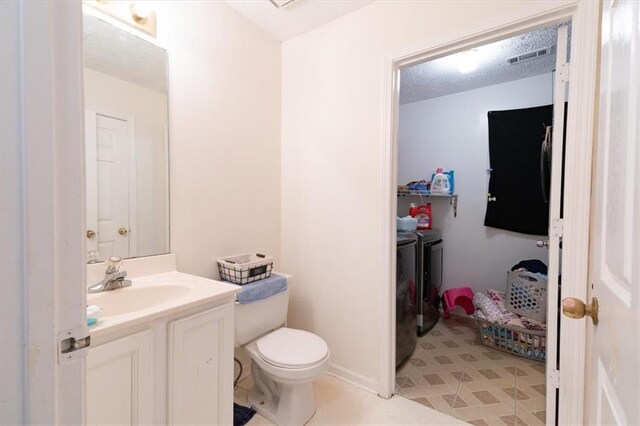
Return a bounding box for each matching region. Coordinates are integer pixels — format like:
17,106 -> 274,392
476,320 -> 546,362
217,253 -> 273,285
506,270 -> 547,322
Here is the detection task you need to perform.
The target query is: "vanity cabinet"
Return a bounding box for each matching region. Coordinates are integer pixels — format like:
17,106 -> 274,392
86,330 -> 154,425
168,304 -> 234,425
87,301 -> 235,425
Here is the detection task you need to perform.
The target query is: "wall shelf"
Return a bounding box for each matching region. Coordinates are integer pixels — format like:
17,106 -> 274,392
397,188 -> 458,218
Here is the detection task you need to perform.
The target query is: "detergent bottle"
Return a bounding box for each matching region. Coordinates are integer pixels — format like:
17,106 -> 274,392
409,203 -> 418,217
411,203 -> 432,230
430,168 -> 451,194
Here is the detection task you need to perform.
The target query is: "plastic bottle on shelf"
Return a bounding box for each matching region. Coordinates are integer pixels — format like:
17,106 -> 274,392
431,168 -> 451,194
411,203 -> 432,230
409,202 -> 417,217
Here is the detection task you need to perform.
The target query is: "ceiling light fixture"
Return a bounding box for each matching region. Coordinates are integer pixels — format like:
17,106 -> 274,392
457,49 -> 480,74
268,0 -> 298,9
130,2 -> 153,23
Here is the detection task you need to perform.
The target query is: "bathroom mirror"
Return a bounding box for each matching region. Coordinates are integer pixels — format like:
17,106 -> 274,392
83,11 -> 169,263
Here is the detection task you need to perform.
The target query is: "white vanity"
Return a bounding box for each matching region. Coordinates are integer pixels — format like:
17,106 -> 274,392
86,254 -> 240,425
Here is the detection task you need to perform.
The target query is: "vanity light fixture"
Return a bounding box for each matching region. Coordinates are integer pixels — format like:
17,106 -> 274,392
129,2 -> 153,23
457,49 -> 480,74
268,0 -> 298,9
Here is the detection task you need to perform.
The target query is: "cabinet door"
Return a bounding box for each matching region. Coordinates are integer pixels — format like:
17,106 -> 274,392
168,304 -> 234,425
87,330 -> 153,425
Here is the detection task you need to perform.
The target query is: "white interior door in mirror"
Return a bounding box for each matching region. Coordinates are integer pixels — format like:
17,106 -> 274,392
585,0 -> 640,424
86,111 -> 136,261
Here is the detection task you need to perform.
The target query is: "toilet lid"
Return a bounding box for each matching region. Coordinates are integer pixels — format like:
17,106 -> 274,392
256,328 -> 328,368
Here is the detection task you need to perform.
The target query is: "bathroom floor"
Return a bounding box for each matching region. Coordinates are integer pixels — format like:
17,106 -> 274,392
234,374 -> 467,425
396,316 -> 546,426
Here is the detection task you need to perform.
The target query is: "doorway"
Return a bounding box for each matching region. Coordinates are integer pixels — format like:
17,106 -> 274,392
380,3 -> 600,426
393,24 -> 562,425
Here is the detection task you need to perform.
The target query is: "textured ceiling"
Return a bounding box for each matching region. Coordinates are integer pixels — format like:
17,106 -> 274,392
400,25 -> 569,104
225,0 -> 375,41
83,13 -> 167,94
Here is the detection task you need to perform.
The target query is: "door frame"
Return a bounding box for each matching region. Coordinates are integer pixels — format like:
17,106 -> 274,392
379,1 -> 600,425
85,110 -> 138,259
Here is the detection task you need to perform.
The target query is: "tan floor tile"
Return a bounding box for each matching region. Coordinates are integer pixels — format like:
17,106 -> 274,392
516,383 -> 547,401
470,366 -> 517,381
505,366 -> 529,376
516,406 -> 546,426
415,363 -> 470,375
499,414 -> 527,425
516,397 -> 546,412
469,359 -> 518,374
423,373 -> 447,385
424,394 -> 456,416
515,371 -> 546,387
456,383 -> 515,406
467,419 -> 490,426
456,378 -> 516,394
395,375 -> 408,389
397,383 -> 458,399
450,371 -> 474,383
502,387 -> 530,401
528,384 -> 546,396
532,410 -> 547,423
451,402 -> 515,421
443,393 -> 468,408
410,396 -> 434,409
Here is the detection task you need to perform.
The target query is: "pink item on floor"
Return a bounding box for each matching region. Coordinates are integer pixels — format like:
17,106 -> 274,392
442,286 -> 475,318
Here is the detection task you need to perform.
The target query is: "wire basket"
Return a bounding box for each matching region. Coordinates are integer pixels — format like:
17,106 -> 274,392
476,320 -> 546,362
217,253 -> 274,285
506,270 -> 547,322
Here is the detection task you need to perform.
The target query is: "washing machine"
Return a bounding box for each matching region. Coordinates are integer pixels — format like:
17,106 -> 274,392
396,232 -> 417,367
414,229 -> 443,335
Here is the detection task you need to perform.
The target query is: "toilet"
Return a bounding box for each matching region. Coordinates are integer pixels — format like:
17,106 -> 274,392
235,287 -> 330,426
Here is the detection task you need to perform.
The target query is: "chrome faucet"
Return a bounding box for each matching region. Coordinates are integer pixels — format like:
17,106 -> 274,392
88,256 -> 132,293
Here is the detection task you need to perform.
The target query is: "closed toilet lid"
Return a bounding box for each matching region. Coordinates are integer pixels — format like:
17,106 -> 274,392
256,328 -> 329,369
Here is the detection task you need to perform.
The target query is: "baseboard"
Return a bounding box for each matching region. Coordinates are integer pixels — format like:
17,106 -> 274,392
326,363 -> 378,395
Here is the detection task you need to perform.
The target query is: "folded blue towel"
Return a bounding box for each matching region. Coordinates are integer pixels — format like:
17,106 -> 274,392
235,274 -> 287,304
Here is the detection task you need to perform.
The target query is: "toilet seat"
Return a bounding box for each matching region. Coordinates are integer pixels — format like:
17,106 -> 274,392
256,328 -> 329,369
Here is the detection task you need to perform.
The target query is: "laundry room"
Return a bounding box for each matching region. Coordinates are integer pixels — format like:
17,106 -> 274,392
393,24 -> 566,425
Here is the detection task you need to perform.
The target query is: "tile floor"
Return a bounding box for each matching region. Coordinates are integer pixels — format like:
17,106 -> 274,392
235,374 -> 468,425
396,316 -> 546,426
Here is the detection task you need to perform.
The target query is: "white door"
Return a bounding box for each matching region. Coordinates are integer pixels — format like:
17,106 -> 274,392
85,111 -> 132,261
576,1 -> 640,424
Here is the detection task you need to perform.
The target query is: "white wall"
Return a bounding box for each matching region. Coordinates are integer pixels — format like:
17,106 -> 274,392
398,74 -> 552,296
1,2 -> 25,422
281,1 -> 568,390
84,68 -> 168,258
155,3 -> 282,279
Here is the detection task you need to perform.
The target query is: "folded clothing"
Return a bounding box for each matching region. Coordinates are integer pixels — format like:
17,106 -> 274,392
235,273 -> 287,305
473,292 -> 519,325
473,288 -> 546,331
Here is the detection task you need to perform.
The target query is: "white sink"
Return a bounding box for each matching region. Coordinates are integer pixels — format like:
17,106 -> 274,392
87,270 -> 240,340
89,285 -> 191,316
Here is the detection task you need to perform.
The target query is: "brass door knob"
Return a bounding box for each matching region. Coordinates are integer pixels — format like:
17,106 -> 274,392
87,229 -> 96,239
118,227 -> 129,236
562,297 -> 599,325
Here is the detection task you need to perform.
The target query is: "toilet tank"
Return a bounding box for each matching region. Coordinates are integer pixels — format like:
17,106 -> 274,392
235,289 -> 289,346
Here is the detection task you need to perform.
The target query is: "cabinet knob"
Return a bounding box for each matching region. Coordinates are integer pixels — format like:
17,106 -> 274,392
118,227 -> 129,236
87,229 -> 96,239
